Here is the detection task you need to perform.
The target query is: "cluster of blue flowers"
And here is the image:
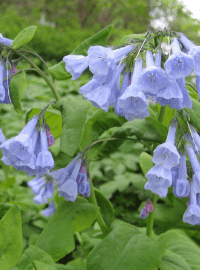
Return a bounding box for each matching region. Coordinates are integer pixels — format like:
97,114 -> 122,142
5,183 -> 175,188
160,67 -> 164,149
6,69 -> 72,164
63,33 -> 200,121
144,118 -> 200,225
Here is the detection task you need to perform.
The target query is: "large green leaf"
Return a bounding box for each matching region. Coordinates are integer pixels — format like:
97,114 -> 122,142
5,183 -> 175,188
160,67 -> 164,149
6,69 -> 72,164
159,230 -> 200,270
119,33 -> 147,44
11,26 -> 37,49
17,245 -> 55,270
26,108 -> 62,139
87,223 -> 166,270
33,260 -> 56,270
49,24 -> 114,80
36,197 -> 99,262
94,188 -> 114,227
60,97 -> 88,156
0,205 -> 23,270
56,258 -> 86,269
10,71 -> 26,114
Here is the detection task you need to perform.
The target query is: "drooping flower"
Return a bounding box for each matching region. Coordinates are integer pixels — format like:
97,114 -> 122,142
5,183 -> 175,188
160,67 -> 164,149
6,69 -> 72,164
164,38 -> 194,79
2,63 -> 17,104
0,33 -> 12,46
0,62 -> 5,102
145,165 -> 172,189
42,202 -> 55,217
176,78 -> 192,110
0,128 -> 5,144
144,180 -> 168,197
183,184 -> 200,225
138,50 -> 168,95
140,207 -> 149,219
172,153 -> 190,198
152,123 -> 180,169
63,55 -> 89,80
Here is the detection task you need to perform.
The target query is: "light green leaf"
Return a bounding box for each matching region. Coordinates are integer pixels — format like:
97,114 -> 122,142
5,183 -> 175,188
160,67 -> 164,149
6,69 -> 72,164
56,258 -> 86,269
139,152 -> 153,175
10,71 -> 26,114
87,223 -> 165,270
60,97 -> 88,156
159,249 -> 191,270
119,33 -> 147,44
36,197 -> 99,261
26,108 -> 62,139
33,260 -> 56,270
17,245 -> 55,270
0,205 -> 23,270
48,24 -> 114,80
185,97 -> 200,134
11,26 -> 37,49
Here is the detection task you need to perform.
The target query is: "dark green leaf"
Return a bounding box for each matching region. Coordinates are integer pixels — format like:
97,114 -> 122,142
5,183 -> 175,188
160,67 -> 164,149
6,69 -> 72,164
48,24 -> 114,80
56,258 -> 86,269
87,223 -> 165,270
11,26 -> 37,49
119,33 -> 147,44
0,205 -> 23,270
94,188 -> 114,227
36,197 -> 99,261
10,71 -> 26,114
185,97 -> 200,134
139,152 -> 153,175
60,97 -> 88,156
17,245 -> 55,270
26,108 -> 62,139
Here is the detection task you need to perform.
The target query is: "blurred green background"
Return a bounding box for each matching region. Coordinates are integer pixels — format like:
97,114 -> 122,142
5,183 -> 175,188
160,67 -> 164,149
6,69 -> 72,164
1,0 -> 200,265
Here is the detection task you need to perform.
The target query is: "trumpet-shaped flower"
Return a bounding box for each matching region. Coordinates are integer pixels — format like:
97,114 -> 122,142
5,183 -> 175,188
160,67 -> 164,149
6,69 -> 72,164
183,184 -> 200,225
176,78 -> 192,110
42,202 -> 55,217
173,154 -> 190,197
145,165 -> 172,189
0,34 -> 12,46
156,77 -> 183,109
144,181 -> 168,197
0,62 -> 5,102
139,51 -> 168,95
164,38 -> 194,79
152,123 -> 180,169
63,55 -> 89,80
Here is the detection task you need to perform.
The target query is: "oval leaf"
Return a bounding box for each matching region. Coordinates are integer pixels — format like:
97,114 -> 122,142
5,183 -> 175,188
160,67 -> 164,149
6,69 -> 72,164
0,205 -> 23,270
11,26 -> 37,49
10,71 -> 26,114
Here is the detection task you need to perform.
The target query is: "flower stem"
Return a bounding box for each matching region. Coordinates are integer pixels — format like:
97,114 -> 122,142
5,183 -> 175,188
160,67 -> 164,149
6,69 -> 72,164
146,194 -> 157,237
88,176 -> 109,236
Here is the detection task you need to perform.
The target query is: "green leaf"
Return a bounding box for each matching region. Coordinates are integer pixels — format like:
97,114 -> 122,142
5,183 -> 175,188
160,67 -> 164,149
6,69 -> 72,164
36,197 -> 99,261
186,85 -> 198,100
159,249 -> 191,270
48,24 -> 114,80
17,245 -> 55,270
162,106 -> 175,128
0,205 -> 23,270
185,97 -> 200,134
48,61 -> 71,81
10,71 -> 26,114
33,260 -> 56,270
80,110 -> 126,150
71,24 -> 114,56
139,152 -> 153,175
11,26 -> 37,49
119,33 -> 147,44
87,223 -> 166,270
94,188 -> 114,227
60,97 -> 88,156
26,108 -> 62,139
56,258 -> 86,269
159,230 -> 200,269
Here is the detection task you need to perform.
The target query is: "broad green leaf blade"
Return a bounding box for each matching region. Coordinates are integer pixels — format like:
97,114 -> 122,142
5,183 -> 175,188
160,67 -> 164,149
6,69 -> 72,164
94,188 -> 114,227
139,152 -> 153,175
56,258 -> 86,269
10,71 -> 26,114
80,110 -> 126,149
0,205 -> 23,270
36,197 -> 99,261
60,97 -> 88,156
48,24 -> 114,80
26,108 -> 62,139
87,223 -> 165,270
33,260 -> 56,270
159,249 -> 191,270
71,24 -> 114,56
185,98 -> 200,133
159,230 -> 200,270
162,106 -> 175,128
11,26 -> 37,49
119,33 -> 147,44
17,245 -> 55,270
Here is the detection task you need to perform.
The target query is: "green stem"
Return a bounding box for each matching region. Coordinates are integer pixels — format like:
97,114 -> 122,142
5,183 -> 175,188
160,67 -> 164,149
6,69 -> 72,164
12,50 -> 61,101
146,194 -> 157,237
88,177 -> 109,236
